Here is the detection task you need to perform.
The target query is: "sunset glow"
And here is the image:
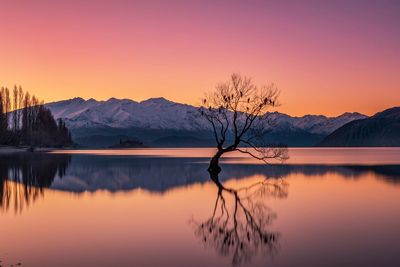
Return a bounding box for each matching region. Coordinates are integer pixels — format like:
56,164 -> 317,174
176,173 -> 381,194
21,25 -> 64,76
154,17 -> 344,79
1,3 -> 399,265
1,0 -> 399,116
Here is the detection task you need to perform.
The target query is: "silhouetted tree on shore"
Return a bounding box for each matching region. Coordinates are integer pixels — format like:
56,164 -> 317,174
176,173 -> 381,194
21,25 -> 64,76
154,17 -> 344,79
0,85 -> 73,147
200,73 -> 288,183
0,92 -> 8,143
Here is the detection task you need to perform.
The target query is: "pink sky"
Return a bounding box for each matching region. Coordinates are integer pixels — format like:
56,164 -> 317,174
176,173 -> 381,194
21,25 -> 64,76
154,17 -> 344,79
0,0 -> 399,116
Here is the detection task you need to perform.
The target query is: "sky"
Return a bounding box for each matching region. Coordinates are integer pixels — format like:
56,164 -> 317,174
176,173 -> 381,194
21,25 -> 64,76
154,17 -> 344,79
0,0 -> 399,116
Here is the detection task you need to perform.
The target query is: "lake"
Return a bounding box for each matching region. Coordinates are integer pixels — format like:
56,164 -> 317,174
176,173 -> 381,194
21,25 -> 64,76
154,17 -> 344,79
1,148 -> 400,267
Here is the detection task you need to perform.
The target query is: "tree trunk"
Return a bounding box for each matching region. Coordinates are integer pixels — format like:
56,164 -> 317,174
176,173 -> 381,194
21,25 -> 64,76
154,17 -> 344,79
208,149 -> 224,185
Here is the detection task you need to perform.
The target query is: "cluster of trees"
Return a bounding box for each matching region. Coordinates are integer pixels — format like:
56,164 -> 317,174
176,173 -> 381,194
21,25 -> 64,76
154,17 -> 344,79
0,86 -> 73,147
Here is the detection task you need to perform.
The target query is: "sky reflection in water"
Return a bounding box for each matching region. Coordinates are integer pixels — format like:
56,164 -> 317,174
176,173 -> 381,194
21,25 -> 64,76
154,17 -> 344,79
1,149 -> 400,267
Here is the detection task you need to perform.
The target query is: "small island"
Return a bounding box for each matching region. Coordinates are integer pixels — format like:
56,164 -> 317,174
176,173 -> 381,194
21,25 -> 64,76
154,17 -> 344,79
108,139 -> 146,148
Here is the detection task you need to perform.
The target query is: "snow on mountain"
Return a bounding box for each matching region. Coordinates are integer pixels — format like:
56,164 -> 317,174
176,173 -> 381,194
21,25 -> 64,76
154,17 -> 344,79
286,112 -> 367,134
319,107 -> 400,147
46,97 -> 367,135
47,97 -> 99,119
263,112 -> 367,135
46,97 -> 208,131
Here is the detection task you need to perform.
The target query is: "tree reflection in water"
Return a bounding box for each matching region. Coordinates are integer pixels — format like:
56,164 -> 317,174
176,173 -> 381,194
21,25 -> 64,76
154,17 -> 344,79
0,153 -> 70,213
192,177 -> 288,266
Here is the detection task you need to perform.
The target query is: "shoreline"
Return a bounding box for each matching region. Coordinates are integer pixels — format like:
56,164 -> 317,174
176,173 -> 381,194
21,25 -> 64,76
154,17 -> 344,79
1,146 -> 400,155
0,146 -> 56,154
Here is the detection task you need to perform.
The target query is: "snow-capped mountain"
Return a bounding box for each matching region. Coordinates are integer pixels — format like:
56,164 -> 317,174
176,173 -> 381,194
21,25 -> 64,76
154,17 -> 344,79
265,112 -> 368,135
47,97 -> 208,131
46,97 -> 367,147
319,107 -> 400,147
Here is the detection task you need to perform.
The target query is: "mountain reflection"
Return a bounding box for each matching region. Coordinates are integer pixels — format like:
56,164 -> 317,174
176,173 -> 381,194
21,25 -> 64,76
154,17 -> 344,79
192,177 -> 288,266
1,153 -> 400,213
52,155 -> 400,192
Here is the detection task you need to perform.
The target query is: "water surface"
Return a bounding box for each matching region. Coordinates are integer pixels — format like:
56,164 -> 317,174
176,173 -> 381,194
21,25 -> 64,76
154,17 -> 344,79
1,148 -> 400,267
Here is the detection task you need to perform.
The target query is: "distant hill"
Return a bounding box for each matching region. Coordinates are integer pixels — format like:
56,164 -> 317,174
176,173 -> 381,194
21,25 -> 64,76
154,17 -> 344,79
151,135 -> 215,147
46,97 -> 367,147
74,134 -> 141,148
319,107 -> 400,147
109,139 -> 146,148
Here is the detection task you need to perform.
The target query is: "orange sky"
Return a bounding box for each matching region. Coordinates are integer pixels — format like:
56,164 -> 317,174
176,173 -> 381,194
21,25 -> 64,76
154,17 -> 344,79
0,1 -> 399,116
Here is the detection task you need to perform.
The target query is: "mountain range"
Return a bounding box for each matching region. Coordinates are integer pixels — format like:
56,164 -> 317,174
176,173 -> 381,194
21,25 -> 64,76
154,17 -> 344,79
319,107 -> 400,147
46,97 -> 379,147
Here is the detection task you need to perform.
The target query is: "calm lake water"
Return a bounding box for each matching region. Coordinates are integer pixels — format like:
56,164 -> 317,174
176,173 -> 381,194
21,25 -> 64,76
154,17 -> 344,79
1,148 -> 400,267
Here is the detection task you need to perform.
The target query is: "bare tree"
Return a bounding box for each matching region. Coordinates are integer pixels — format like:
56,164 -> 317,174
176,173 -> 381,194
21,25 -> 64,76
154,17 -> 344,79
1,87 -> 11,127
0,91 -> 7,140
200,73 -> 288,182
18,86 -> 24,127
11,85 -> 24,133
13,86 -> 18,130
22,91 -> 31,133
